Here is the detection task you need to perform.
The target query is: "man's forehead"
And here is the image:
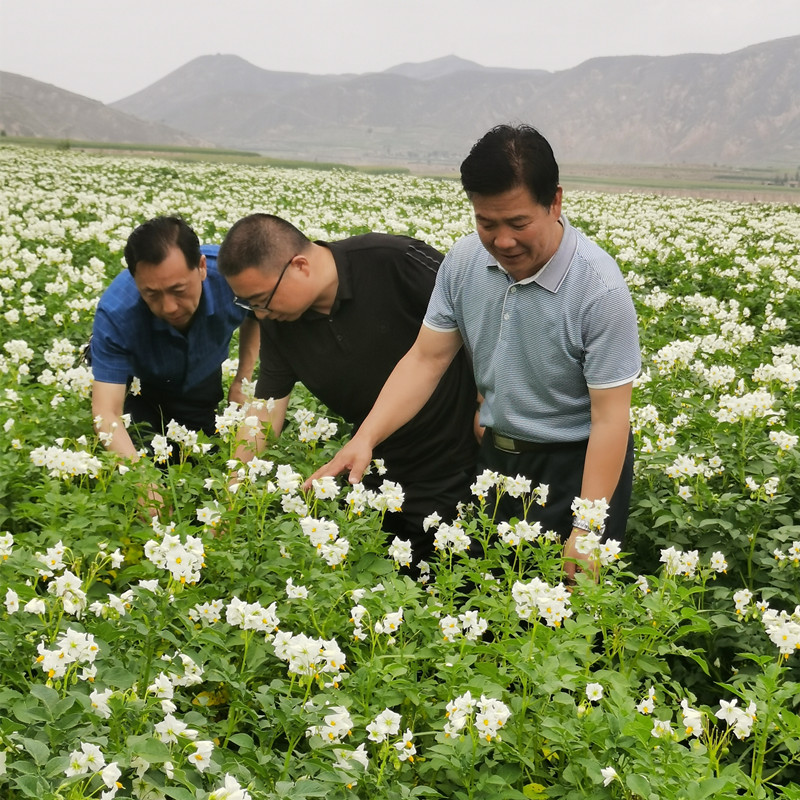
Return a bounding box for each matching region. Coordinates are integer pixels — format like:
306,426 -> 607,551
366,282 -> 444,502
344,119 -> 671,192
134,250 -> 198,290
230,266 -> 275,296
470,186 -> 544,217
474,208 -> 535,221
136,246 -> 191,269
137,276 -> 190,292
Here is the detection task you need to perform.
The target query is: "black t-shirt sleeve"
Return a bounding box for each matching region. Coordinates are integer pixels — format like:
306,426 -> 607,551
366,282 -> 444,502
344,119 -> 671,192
394,239 -> 445,316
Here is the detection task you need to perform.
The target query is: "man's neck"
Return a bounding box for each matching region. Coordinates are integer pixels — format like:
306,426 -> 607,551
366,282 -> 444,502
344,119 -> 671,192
310,245 -> 340,315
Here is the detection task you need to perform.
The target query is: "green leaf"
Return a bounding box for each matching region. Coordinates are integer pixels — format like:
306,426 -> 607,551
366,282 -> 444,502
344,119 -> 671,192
523,784 -> 548,799
101,666 -> 138,689
130,736 -> 172,764
13,775 -> 47,798
164,787 -> 198,800
626,773 -> 652,795
20,737 -> 50,766
0,687 -> 22,706
29,683 -> 59,710
45,755 -> 71,778
11,699 -> 51,724
684,777 -> 736,799
51,695 -> 78,718
228,732 -> 255,749
709,613 -> 736,629
683,651 -> 711,676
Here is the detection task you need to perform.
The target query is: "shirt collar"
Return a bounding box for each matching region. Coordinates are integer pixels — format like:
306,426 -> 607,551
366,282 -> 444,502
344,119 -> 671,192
486,215 -> 578,294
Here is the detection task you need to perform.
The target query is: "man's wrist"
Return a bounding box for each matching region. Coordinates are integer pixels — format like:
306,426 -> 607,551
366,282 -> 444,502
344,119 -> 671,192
571,519 -> 605,535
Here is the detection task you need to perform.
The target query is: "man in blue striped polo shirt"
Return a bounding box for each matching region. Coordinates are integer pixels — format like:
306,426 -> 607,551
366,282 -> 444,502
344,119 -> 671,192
90,216 -> 260,460
312,124 -> 641,580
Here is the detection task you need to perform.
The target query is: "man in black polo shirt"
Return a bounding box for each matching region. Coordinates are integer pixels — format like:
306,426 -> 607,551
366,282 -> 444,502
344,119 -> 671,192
217,213 -> 478,566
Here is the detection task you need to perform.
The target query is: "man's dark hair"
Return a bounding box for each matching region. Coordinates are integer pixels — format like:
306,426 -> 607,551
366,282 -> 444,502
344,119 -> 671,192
218,214 -> 311,277
460,124 -> 560,208
124,216 -> 201,276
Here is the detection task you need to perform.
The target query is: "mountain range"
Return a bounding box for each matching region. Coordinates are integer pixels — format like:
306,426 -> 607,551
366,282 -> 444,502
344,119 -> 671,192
2,35 -> 799,168
0,71 -> 208,148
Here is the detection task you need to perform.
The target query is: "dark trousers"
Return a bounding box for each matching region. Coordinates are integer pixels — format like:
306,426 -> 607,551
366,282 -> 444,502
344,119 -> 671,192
369,467 -> 476,566
124,369 -> 223,448
478,429 -> 634,543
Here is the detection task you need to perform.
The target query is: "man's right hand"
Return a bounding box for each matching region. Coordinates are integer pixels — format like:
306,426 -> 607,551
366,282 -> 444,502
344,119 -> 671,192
137,482 -> 166,518
303,437 -> 374,490
303,327 -> 462,491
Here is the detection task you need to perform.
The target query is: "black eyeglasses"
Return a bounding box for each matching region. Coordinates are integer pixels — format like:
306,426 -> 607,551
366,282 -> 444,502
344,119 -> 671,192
234,255 -> 295,312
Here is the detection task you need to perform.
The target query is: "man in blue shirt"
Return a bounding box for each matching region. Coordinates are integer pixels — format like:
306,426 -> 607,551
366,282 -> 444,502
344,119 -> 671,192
91,216 -> 260,459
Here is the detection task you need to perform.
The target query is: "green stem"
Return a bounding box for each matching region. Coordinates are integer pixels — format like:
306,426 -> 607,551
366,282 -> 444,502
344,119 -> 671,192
374,741 -> 391,787
279,732 -> 305,781
745,520 -> 762,589
466,728 -> 478,798
163,462 -> 182,523
751,663 -> 779,787
137,588 -> 170,700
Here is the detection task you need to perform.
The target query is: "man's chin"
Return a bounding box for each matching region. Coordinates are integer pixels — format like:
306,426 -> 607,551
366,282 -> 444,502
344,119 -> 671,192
497,252 -> 526,267
165,314 -> 191,330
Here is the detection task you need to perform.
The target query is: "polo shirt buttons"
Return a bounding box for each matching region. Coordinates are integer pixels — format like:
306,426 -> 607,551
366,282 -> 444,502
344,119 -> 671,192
509,286 -> 517,293
504,313 -> 510,320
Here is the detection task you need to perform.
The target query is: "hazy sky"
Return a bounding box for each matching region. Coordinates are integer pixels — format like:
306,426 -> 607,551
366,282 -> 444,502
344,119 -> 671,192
2,0 -> 799,103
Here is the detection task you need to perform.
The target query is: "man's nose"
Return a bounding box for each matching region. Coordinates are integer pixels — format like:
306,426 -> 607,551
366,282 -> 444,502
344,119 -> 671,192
493,229 -> 517,249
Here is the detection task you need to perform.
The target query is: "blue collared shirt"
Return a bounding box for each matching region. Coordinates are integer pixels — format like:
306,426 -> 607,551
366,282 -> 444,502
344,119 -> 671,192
91,245 -> 247,393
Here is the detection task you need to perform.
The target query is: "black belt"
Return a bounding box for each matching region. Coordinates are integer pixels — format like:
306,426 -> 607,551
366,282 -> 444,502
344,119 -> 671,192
487,428 -> 588,454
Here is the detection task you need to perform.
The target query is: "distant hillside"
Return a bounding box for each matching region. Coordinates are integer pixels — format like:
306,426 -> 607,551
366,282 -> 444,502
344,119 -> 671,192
0,72 -> 209,147
387,55 -> 488,80
3,38 -> 799,168
110,39 -> 800,168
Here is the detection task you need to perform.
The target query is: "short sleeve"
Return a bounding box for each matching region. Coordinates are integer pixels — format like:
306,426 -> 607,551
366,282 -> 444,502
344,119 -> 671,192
388,238 -> 444,318
583,288 -> 641,388
90,306 -> 133,384
423,249 -> 460,332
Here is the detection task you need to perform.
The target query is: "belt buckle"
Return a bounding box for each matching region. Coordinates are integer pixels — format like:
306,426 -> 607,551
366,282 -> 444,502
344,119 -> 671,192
492,432 -> 520,454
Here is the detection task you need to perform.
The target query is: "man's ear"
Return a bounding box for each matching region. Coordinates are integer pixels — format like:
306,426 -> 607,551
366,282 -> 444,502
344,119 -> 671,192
198,254 -> 208,280
551,186 -> 564,217
290,254 -> 314,280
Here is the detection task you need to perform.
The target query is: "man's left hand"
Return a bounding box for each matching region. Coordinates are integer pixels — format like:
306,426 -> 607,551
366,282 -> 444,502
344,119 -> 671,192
563,528 -> 599,584
227,378 -> 247,406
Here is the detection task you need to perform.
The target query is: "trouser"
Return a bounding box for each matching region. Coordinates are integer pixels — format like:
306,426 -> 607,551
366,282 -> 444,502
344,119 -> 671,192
478,429 -> 634,544
123,368 -> 223,448
368,466 -> 476,567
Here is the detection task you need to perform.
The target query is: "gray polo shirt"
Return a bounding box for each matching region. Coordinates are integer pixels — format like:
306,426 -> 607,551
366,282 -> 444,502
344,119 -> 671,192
424,217 -> 641,443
